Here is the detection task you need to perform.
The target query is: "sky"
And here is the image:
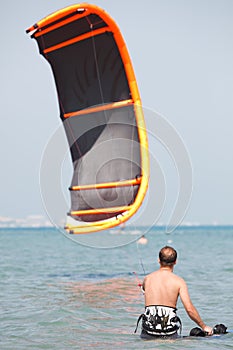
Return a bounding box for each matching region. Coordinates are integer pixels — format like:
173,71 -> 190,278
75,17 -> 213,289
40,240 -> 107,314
1,0 -> 233,227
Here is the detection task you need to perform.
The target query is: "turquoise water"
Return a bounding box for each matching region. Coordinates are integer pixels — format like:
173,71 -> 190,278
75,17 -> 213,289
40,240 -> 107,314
1,226 -> 233,349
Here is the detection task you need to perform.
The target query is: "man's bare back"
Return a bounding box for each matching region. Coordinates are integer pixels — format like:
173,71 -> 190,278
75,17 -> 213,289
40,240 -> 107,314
143,269 -> 183,308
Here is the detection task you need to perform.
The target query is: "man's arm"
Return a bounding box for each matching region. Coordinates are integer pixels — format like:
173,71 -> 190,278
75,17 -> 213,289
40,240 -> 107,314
142,277 -> 146,293
179,279 -> 213,335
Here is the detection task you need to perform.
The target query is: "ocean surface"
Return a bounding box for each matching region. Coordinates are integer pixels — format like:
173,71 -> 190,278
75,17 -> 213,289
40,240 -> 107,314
1,226 -> 233,350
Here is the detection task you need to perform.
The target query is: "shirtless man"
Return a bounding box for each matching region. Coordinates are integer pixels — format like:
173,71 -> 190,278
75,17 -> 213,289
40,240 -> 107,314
138,246 -> 213,338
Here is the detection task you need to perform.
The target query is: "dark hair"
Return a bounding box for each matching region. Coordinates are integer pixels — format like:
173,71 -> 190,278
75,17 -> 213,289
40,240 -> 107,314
159,246 -> 177,266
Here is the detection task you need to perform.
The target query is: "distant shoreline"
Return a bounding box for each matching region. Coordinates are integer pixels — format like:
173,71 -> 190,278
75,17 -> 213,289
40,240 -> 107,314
1,224 -> 233,230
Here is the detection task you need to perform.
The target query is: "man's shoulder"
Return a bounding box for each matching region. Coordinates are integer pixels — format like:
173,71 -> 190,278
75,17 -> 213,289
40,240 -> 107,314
143,270 -> 158,282
173,273 -> 186,285
145,270 -> 159,278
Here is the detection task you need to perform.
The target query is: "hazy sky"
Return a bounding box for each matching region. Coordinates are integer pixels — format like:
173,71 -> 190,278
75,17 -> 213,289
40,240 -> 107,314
1,0 -> 233,226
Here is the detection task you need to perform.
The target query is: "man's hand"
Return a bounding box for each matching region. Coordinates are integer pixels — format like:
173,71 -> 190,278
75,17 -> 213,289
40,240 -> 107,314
203,325 -> 213,336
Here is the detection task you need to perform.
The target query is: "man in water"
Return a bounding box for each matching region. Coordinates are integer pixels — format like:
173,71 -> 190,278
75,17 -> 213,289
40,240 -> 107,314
137,246 -> 213,338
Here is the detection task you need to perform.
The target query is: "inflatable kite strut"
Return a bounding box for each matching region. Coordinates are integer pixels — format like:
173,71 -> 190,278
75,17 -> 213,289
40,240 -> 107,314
26,3 -> 149,234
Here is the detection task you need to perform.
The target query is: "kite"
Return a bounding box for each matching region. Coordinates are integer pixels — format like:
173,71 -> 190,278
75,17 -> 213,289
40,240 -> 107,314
26,4 -> 149,233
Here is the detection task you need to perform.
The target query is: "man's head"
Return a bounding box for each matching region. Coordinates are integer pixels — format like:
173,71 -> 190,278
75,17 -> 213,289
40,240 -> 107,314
159,246 -> 177,267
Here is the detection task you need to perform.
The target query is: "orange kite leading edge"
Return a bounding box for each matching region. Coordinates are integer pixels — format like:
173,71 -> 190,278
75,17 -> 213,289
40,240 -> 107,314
26,3 -> 150,234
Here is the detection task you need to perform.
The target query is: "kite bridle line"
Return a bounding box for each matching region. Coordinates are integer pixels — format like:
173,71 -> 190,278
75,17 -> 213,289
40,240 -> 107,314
132,240 -> 147,293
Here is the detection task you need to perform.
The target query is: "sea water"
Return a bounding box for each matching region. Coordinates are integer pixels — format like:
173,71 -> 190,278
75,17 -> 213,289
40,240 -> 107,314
0,226 -> 233,349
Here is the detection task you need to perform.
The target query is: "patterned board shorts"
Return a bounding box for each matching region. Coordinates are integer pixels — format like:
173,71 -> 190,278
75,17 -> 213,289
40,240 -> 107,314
135,305 -> 182,338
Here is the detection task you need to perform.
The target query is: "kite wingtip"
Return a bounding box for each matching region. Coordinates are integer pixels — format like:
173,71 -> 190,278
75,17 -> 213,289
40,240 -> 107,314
25,24 -> 38,34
